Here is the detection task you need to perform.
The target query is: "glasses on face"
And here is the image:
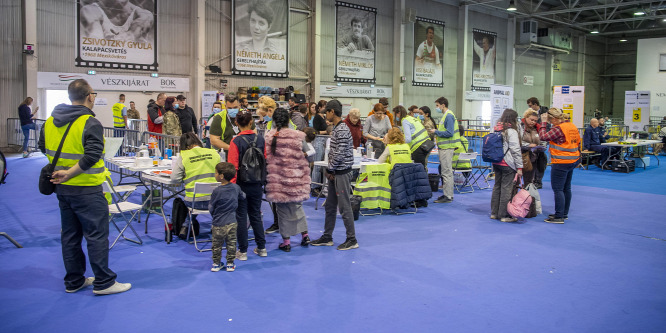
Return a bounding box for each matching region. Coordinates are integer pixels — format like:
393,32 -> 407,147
89,92 -> 98,97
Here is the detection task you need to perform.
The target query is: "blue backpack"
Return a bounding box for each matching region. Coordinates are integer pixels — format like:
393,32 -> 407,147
481,131 -> 509,163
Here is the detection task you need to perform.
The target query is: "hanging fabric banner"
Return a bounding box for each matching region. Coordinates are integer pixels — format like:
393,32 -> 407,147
472,29 -> 497,91
76,0 -> 158,71
335,1 -> 377,83
233,0 -> 289,77
412,17 -> 444,87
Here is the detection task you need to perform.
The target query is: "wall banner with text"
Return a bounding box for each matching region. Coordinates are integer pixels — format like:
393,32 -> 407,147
76,0 -> 158,71
624,91 -> 650,131
472,29 -> 497,91
335,1 -> 377,83
553,85 -> 585,128
412,17 -> 444,87
490,84 -> 513,129
233,0 -> 289,77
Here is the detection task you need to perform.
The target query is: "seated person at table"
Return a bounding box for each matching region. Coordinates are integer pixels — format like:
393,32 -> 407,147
377,127 -> 412,168
659,125 -> 666,144
583,118 -> 612,169
172,133 -> 222,235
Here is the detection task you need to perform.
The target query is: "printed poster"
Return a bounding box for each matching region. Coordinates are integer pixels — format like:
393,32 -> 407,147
490,84 -> 513,129
624,91 -> 650,131
233,0 -> 289,77
76,0 -> 158,71
472,29 -> 497,90
413,17 -> 444,87
335,1 -> 377,83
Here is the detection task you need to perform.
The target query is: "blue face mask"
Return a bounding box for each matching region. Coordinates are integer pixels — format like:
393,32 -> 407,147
213,108 -> 221,113
435,107 -> 442,113
227,108 -> 239,118
173,104 -> 179,109
264,116 -> 272,122
418,114 -> 424,121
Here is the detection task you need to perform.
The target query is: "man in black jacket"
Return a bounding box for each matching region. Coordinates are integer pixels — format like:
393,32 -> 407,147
175,95 -> 198,134
38,79 -> 131,295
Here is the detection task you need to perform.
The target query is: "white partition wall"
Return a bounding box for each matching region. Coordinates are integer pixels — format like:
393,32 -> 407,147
636,37 -> 666,118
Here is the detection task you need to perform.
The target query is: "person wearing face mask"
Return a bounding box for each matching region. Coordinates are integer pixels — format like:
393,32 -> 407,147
209,95 -> 255,153
38,79 -> 131,295
162,96 -> 182,137
420,106 -> 438,141
147,93 -> 166,134
257,95 -> 296,132
394,105 -> 434,170
428,96 -> 459,204
175,95 -> 198,135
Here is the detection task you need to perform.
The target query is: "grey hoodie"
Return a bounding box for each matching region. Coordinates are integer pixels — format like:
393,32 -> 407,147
38,103 -> 105,194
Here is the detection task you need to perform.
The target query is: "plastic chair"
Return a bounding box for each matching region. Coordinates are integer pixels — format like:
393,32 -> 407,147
185,182 -> 220,252
454,152 -> 477,193
102,181 -> 143,249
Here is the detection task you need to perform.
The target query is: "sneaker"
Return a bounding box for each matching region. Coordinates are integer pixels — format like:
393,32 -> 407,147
93,281 -> 132,295
22,151 -> 29,158
337,238 -> 359,251
548,214 -> 568,220
490,215 -> 498,220
226,262 -> 236,272
265,224 -> 279,234
310,236 -> 334,246
211,263 -> 223,272
500,217 -> 518,223
544,217 -> 565,224
433,195 -> 452,203
278,243 -> 291,252
535,183 -> 543,189
236,251 -> 248,261
253,247 -> 268,257
65,277 -> 95,293
301,235 -> 311,246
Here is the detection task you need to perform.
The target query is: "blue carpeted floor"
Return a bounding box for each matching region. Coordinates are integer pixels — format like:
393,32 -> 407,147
1,153 -> 665,332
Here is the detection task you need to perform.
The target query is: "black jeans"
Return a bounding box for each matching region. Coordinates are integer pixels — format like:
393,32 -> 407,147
550,162 -> 579,218
411,142 -> 431,169
236,182 -> 266,252
57,192 -> 117,291
490,165 -> 516,219
533,151 -> 547,185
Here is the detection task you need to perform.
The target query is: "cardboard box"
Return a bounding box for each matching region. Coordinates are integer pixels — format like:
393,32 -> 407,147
631,156 -> 650,168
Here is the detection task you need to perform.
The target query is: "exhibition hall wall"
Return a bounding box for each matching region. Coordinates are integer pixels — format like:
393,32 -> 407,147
636,37 -> 666,118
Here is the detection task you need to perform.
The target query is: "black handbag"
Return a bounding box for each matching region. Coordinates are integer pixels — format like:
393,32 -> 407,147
39,122 -> 74,195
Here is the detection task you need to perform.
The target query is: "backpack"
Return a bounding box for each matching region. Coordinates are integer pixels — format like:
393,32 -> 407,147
0,150 -> 7,186
507,187 -> 533,219
238,135 -> 266,184
171,197 -> 199,240
482,131 -> 509,163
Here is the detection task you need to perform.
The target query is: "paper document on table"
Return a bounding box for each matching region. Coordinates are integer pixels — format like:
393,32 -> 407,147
104,137 -> 124,160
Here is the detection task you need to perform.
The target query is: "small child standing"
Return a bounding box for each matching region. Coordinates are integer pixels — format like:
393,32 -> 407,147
209,162 -> 246,272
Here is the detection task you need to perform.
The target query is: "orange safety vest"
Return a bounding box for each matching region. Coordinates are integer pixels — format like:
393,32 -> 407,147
549,122 -> 581,164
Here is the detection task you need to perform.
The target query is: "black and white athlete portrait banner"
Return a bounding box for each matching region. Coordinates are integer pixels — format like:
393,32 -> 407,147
413,17 -> 444,87
335,1 -> 376,83
471,29 -> 497,90
76,0 -> 157,71
233,0 -> 289,77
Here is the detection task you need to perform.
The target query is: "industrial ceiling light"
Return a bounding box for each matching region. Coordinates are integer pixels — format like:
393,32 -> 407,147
633,10 -> 646,16
590,27 -> 599,34
507,0 -> 517,11
619,34 -> 628,42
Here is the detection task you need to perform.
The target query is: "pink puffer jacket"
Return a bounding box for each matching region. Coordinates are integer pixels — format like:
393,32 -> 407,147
264,128 -> 311,203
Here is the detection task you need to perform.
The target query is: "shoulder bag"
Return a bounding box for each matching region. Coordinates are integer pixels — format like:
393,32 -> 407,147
39,122 -> 75,195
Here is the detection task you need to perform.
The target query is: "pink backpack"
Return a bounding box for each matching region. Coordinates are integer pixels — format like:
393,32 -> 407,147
507,188 -> 533,218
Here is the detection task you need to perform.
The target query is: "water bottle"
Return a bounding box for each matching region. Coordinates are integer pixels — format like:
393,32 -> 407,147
219,149 -> 226,162
367,142 -> 373,158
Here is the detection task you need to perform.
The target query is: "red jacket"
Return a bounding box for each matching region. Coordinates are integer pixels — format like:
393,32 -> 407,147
343,115 -> 365,148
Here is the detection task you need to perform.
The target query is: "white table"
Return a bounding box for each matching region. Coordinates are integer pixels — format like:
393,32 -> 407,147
601,140 -> 661,171
105,156 -> 171,185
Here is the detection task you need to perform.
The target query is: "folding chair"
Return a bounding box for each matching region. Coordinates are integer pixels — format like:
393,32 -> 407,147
454,152 -> 477,193
103,181 -> 143,249
185,182 -> 220,252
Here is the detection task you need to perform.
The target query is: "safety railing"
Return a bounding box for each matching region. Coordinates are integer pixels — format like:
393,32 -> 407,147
604,125 -> 628,142
6,118 -> 45,152
103,127 -> 143,157
459,119 -> 491,131
141,131 -> 181,158
649,116 -> 663,125
127,119 -> 147,133
644,124 -> 663,137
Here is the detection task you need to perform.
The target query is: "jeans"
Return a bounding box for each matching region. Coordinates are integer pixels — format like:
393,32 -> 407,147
550,162 -> 579,218
490,165 -> 516,219
21,123 -> 36,152
57,192 -> 117,291
533,151 -> 547,185
589,145 -> 618,164
323,172 -> 356,240
236,182 -> 266,252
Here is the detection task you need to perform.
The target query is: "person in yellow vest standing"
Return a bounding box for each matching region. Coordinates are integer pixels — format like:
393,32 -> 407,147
209,95 -> 256,154
393,105 -> 434,169
428,96 -> 459,204
38,79 -> 131,295
112,94 -> 128,154
539,108 -> 581,224
171,133 -> 222,232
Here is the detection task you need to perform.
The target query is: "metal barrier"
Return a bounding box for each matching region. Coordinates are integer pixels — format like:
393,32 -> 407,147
604,125 -> 628,142
141,131 -> 181,157
459,119 -> 490,131
127,119 -> 147,133
649,116 -> 663,125
103,127 -> 143,157
644,124 -> 663,136
6,118 -> 45,153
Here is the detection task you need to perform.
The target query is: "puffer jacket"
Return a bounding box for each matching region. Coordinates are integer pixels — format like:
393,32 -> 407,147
265,128 -> 311,203
389,163 -> 432,208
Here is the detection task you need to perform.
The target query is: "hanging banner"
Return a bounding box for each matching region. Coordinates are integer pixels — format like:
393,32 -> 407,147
76,0 -> 158,71
490,84 -> 513,129
472,29 -> 497,91
320,85 -> 392,98
38,72 -> 189,92
233,0 -> 289,77
335,1 -> 377,83
624,91 -> 650,131
412,17 -> 444,87
552,85 -> 585,128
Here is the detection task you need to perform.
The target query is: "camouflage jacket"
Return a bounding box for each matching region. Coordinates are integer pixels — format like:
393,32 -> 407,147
163,110 -> 182,137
